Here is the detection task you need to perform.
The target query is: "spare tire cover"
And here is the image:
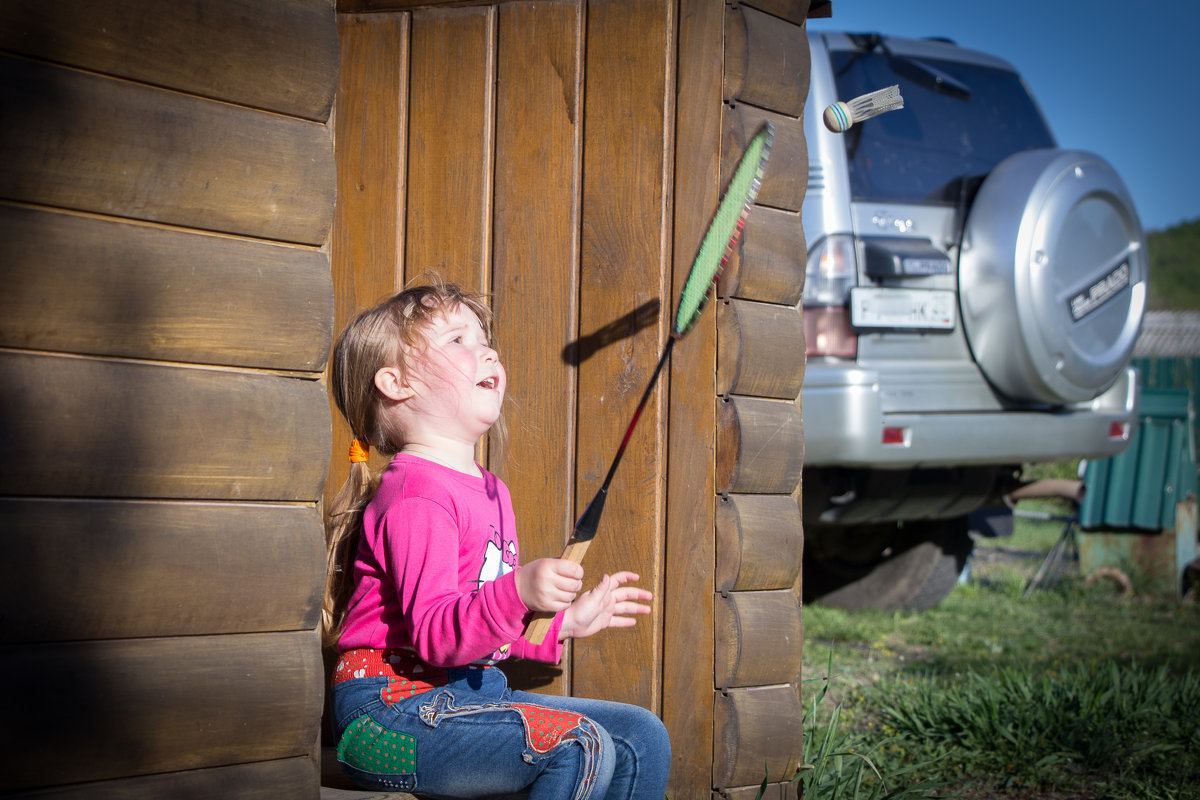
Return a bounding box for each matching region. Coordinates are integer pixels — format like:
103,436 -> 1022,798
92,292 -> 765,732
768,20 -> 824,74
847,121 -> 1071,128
959,149 -> 1146,406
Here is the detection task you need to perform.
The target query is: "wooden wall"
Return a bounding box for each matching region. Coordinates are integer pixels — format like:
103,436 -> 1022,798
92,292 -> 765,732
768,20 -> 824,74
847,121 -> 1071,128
332,1 -> 812,797
332,0 -> 672,715
713,3 -> 810,797
0,1 -> 338,797
0,0 -> 813,796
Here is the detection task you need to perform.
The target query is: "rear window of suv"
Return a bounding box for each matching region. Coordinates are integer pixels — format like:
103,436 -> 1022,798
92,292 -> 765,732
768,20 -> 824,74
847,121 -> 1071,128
830,47 -> 1055,204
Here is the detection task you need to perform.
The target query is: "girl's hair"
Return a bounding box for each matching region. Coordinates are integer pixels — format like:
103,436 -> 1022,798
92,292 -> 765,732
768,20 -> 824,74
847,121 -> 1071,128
321,279 -> 494,646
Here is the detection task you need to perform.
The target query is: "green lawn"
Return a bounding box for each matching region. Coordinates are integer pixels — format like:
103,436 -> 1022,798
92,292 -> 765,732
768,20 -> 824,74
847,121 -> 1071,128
798,506 -> 1200,800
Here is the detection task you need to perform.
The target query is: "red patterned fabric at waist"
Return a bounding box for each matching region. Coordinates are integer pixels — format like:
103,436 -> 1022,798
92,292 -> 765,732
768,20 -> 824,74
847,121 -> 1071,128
332,648 -> 454,698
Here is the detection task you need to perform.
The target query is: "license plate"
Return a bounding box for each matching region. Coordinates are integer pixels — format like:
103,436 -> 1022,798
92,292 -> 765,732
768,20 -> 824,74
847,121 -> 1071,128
849,287 -> 956,331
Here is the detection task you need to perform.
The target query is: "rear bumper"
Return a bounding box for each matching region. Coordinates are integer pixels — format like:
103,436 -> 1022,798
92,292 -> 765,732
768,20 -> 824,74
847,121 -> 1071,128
802,366 -> 1140,468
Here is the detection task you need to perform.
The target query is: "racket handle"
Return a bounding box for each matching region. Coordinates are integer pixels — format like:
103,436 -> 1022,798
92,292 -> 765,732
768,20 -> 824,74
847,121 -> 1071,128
522,538 -> 594,645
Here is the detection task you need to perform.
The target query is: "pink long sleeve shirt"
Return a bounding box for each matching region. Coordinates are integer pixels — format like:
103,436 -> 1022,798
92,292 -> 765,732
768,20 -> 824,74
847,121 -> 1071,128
338,453 -> 563,667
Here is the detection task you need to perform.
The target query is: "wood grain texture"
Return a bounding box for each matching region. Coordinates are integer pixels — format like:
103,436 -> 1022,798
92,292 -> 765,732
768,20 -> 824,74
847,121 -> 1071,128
715,590 -> 803,689
713,684 -> 804,787
720,205 -> 806,306
490,0 -> 581,563
723,5 -> 808,116
405,6 -> 494,289
723,104 -> 806,213
489,1 -> 581,699
0,0 -> 337,121
0,55 -> 335,244
664,0 -> 724,793
718,783 -> 790,800
741,0 -> 816,26
572,0 -> 670,713
5,756 -> 319,800
717,299 -> 806,398
0,352 -> 331,501
339,0 -> 493,10
716,396 -> 805,495
716,493 -> 803,592
0,631 -> 323,793
0,498 -> 323,643
328,11 -> 411,504
0,204 -> 333,370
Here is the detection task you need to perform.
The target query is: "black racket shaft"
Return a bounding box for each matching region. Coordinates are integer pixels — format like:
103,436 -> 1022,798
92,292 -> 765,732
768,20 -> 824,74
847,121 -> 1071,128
572,337 -> 675,543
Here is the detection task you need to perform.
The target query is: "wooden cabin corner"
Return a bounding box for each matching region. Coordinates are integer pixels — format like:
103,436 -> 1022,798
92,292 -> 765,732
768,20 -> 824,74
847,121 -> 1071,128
1,0 -> 824,796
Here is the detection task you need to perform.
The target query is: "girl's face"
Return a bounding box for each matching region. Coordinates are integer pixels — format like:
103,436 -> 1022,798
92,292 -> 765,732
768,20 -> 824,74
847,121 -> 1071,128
404,303 -> 506,443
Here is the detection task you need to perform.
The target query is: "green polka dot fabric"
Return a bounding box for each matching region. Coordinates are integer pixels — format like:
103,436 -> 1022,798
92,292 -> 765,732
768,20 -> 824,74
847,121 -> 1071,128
337,714 -> 417,774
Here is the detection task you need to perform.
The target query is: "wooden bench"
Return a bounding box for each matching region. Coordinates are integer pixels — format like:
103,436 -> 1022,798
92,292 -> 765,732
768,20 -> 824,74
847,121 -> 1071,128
320,746 -> 416,800
320,746 -> 530,800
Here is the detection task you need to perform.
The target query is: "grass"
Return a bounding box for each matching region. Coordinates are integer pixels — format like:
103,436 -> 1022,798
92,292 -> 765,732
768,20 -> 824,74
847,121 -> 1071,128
800,477 -> 1200,799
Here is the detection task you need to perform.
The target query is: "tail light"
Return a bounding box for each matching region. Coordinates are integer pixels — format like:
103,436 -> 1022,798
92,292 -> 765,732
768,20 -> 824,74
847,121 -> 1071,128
804,234 -> 858,358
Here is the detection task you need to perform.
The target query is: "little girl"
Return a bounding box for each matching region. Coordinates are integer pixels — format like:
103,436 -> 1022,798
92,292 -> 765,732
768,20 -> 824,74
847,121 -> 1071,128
323,281 -> 671,799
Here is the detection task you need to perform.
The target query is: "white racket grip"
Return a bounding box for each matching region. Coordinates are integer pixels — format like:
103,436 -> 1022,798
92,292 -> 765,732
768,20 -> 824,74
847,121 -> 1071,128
522,538 -> 595,645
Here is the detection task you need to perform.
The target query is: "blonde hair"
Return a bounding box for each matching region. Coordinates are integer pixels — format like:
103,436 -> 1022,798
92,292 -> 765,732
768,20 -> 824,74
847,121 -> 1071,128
322,280 -> 495,646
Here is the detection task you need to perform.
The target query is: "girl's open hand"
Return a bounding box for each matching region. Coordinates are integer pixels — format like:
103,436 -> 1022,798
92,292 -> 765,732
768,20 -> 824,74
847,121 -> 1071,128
515,557 -> 585,613
559,572 -> 652,640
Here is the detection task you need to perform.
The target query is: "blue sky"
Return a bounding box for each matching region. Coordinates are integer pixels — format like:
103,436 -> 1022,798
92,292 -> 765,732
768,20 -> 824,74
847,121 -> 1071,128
809,1 -> 1200,232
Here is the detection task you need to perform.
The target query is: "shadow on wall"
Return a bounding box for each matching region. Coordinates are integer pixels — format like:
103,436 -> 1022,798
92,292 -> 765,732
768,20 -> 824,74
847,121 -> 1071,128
562,298 -> 661,367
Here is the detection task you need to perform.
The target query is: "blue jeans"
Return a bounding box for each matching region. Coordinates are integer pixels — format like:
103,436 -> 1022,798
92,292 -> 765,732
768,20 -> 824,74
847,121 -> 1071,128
330,666 -> 671,800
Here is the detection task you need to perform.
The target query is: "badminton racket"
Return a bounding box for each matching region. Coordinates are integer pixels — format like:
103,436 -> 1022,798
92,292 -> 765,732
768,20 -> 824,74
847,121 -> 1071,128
524,121 -> 774,644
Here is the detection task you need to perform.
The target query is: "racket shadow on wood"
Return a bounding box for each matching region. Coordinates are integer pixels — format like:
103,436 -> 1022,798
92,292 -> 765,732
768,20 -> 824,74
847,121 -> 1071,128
560,298 -> 661,367
524,122 -> 775,645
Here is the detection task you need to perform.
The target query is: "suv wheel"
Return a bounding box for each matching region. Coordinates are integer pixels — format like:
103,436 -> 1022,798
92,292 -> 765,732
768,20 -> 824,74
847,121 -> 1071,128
803,518 -> 972,611
959,149 -> 1146,405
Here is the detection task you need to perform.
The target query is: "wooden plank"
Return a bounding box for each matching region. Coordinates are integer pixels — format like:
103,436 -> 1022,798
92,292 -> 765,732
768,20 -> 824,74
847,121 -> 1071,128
721,205 -> 805,306
715,590 -> 803,689
0,352 -> 331,501
0,0 -> 337,121
487,1 -> 581,698
0,204 -> 333,370
723,5 -> 809,117
8,756 -> 320,800
0,56 -> 335,245
716,494 -> 803,592
328,11 -> 411,503
490,0 -> 580,558
322,790 -> 409,800
405,7 -> 494,290
340,0 -> 492,10
665,0 -> 724,793
713,685 -> 803,788
717,299 -> 806,399
0,498 -> 323,643
572,0 -> 670,712
717,783 -> 789,800
0,631 -> 323,793
723,104 -> 807,213
741,0 -> 815,27
716,396 -> 804,495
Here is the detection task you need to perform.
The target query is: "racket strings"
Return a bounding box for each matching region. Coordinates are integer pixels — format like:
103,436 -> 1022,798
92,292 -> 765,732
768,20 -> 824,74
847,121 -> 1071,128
673,124 -> 773,336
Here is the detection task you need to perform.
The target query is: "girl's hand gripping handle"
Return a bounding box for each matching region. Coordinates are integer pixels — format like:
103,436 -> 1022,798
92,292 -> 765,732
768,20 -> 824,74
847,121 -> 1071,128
523,539 -> 593,644
522,488 -> 606,644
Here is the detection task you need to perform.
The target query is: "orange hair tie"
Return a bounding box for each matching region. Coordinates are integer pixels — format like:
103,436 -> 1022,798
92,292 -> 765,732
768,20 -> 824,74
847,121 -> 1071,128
348,439 -> 370,464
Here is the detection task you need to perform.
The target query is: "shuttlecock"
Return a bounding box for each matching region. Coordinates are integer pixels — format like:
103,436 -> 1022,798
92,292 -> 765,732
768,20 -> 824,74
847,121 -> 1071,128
823,84 -> 904,133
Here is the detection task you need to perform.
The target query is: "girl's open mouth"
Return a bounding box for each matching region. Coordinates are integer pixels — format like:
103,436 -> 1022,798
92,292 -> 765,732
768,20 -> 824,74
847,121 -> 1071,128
477,377 -> 497,390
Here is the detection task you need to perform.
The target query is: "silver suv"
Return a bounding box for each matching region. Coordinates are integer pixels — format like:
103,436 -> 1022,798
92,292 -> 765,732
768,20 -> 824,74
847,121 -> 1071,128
801,32 -> 1146,610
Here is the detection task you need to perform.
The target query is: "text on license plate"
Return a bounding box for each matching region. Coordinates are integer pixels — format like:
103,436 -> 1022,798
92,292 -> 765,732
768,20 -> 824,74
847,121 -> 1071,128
849,287 -> 956,331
